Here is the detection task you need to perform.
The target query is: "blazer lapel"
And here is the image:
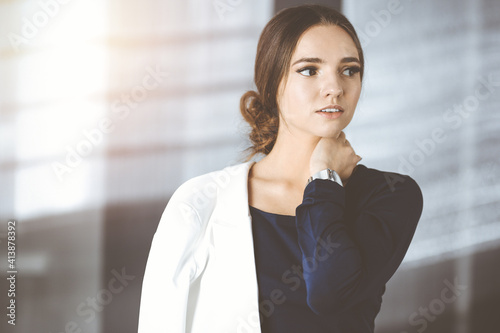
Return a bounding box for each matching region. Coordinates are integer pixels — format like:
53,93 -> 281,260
210,161 -> 262,332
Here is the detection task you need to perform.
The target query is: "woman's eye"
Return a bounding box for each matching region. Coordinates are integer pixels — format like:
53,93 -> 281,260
342,66 -> 361,77
297,67 -> 318,76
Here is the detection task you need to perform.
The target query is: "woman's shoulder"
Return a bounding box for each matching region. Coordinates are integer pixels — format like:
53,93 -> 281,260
168,161 -> 253,208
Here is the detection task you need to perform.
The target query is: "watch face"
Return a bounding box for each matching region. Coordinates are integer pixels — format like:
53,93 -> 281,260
319,169 -> 329,179
308,168 -> 342,186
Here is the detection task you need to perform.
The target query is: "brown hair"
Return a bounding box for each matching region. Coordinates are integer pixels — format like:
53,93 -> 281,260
239,4 -> 364,162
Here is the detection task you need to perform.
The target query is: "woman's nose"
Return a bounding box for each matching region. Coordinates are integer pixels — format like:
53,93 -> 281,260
321,76 -> 343,98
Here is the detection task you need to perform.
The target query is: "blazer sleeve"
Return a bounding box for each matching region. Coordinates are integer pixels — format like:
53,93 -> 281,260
295,165 -> 423,316
138,183 -> 202,333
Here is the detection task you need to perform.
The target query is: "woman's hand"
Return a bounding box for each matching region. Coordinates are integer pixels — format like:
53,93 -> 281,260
309,131 -> 362,185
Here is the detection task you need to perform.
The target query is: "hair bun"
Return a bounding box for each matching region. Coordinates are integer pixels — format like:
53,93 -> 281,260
239,90 -> 279,159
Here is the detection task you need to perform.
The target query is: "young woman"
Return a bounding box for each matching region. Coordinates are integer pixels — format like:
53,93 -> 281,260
138,4 -> 423,333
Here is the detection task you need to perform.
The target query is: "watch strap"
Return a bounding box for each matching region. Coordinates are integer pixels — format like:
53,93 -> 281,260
307,168 -> 343,187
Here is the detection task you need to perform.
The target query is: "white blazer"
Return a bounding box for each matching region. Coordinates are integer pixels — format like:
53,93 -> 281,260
138,160 -> 263,333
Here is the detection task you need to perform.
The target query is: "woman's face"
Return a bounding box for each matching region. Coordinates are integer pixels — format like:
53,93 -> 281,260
276,24 -> 362,139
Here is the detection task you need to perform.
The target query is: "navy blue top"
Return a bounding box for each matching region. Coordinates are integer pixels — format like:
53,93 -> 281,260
249,164 -> 423,332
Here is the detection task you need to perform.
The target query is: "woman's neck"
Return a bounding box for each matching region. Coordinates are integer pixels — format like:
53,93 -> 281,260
253,128 -> 320,189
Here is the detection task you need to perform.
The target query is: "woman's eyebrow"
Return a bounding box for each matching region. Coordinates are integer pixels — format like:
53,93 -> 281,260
291,56 -> 360,66
292,57 -> 324,66
340,56 -> 361,64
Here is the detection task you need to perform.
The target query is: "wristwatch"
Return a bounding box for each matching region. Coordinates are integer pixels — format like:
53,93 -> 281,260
307,168 -> 343,187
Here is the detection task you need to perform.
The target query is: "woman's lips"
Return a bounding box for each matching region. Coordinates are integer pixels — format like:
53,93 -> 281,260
316,110 -> 343,119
